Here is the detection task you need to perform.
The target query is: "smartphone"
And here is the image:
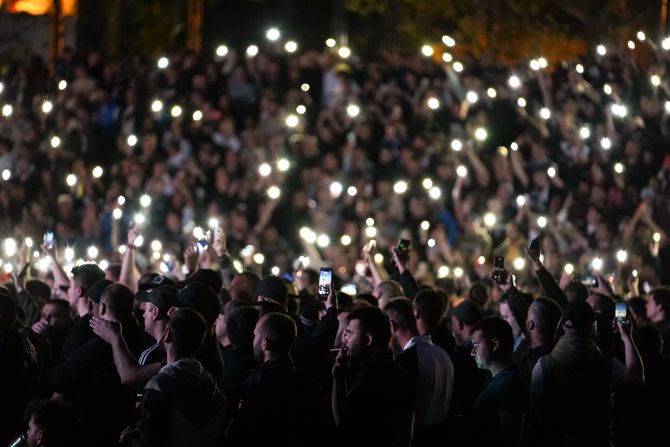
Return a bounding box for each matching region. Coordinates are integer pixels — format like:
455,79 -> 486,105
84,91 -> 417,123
318,267 -> 333,300
528,236 -> 542,258
579,274 -> 598,288
363,239 -> 377,253
396,239 -> 411,263
197,239 -> 208,250
615,301 -> 628,322
43,231 -> 55,250
492,256 -> 507,284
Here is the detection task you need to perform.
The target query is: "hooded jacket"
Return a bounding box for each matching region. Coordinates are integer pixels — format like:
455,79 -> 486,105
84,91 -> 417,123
130,358 -> 226,447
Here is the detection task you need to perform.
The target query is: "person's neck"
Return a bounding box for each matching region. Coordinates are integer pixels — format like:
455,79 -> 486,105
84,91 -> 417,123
651,313 -> 667,324
416,320 -> 429,336
396,329 -> 420,350
76,297 -> 88,317
263,351 -> 287,363
218,335 -> 230,347
489,358 -> 513,377
529,331 -> 551,349
152,323 -> 167,344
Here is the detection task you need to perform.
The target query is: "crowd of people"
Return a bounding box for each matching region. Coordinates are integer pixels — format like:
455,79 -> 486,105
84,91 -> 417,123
0,29 -> 669,446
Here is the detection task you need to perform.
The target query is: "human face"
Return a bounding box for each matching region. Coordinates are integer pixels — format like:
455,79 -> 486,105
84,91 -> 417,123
342,319 -> 369,362
26,416 -> 41,447
471,330 -> 491,370
41,303 -> 69,331
500,302 -> 521,338
646,297 -> 663,323
142,302 -> 158,337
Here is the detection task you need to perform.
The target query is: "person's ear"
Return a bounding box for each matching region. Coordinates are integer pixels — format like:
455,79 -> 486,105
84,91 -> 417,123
99,302 -> 107,316
390,320 -> 399,333
76,286 -> 85,298
414,308 -> 421,321
365,332 -> 373,348
261,336 -> 269,352
151,306 -> 160,321
526,319 -> 535,332
87,299 -> 94,313
36,430 -> 43,446
491,337 -> 501,353
163,327 -> 173,344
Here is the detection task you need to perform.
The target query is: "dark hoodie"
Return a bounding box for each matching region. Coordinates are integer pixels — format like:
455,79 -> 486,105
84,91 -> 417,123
129,358 -> 226,447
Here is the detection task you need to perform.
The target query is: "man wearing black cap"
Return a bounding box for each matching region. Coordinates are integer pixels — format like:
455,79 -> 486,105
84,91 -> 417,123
136,285 -> 180,366
257,275 -> 304,337
529,301 -> 644,446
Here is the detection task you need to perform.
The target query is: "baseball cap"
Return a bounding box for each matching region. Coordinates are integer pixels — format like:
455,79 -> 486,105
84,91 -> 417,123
86,279 -> 113,304
136,285 -> 180,313
564,301 -> 595,331
257,276 -> 288,304
177,282 -> 219,326
138,274 -> 177,291
178,269 -> 223,293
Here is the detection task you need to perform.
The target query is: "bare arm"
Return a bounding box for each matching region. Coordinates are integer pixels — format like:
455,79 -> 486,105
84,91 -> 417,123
119,227 -> 141,291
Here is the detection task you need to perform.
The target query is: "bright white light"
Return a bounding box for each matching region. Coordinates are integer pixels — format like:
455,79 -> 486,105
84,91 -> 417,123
637,31 -> 646,41
564,263 -> 574,275
421,45 -> 434,57
600,137 -> 611,150
537,216 -> 548,228
192,110 -> 203,121
208,218 -> 219,229
596,45 -> 607,56
547,166 -> 557,178
483,212 -> 496,227
125,134 -> 137,147
117,195 -> 126,206
579,126 -> 590,140
666,102 -> 670,113
1,104 -> 12,117
42,100 -> 53,114
157,57 -> 169,69
442,53 -> 453,63
277,158 -> 290,172
442,35 -> 456,47
316,234 -> 330,248
365,227 -> 377,238
516,195 -> 526,207
466,91 -> 478,104
325,38 -> 336,48
216,45 -> 229,57
330,181 -> 343,198
614,163 -> 625,174
663,37 -> 670,50
271,266 -> 280,276
538,57 -> 548,68
296,105 -> 306,115
517,97 -> 527,108
4,238 -> 17,257
453,62 -> 463,72
285,114 -> 299,128
592,257 -> 603,271
87,246 -> 99,259
66,174 -> 77,187
253,253 -> 265,264
4,264 -> 13,274
627,40 -> 636,50
529,59 -> 540,71
64,247 -> 75,262
374,253 -> 384,263
429,186 -> 442,200
603,84 -> 612,95
112,208 -> 123,220
266,27 -> 281,41
478,256 -> 486,265
427,97 -> 440,110
258,163 -> 272,177
450,139 -> 462,151
24,237 -> 33,248
616,249 -> 628,263
420,221 -> 430,231
340,235 -> 352,246
422,178 -> 433,189
50,136 -> 61,148
508,75 -> 521,89
474,127 -> 488,141
346,104 -> 360,118
454,267 -> 464,278
651,74 -> 661,87
456,165 -> 468,178
300,83 -> 310,92
366,218 -> 375,227
139,194 -> 151,208
267,186 -> 281,199
347,186 -> 357,196
653,232 -> 661,242
540,108 -> 551,120
1,169 -> 10,181
427,238 -> 436,248
0,82 -> 3,94
513,257 -> 526,270
193,226 -> 205,240
246,45 -> 259,57
576,64 -> 584,74
170,105 -> 182,118
393,180 -> 408,194
337,47 -> 351,59
134,213 -> 146,226
611,103 -> 628,118
487,88 -> 497,98
118,245 -> 127,255
284,41 -> 298,53
438,266 -> 450,278
92,166 -> 103,178
510,142 -> 519,151
151,100 -> 163,113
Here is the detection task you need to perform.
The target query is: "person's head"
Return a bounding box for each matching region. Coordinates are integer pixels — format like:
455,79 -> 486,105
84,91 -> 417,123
526,297 -> 562,346
181,269 -> 223,294
215,299 -> 246,342
164,308 -> 208,361
85,279 -> 113,317
500,292 -> 533,339
373,280 -> 403,306
99,283 -> 135,322
253,312 -> 297,362
470,316 -> 514,371
342,306 -> 392,362
413,289 -> 445,334
449,299 -> 483,344
0,292 -> 17,333
384,297 -> 419,350
646,287 -> 670,323
227,306 -> 260,348
40,299 -> 72,333
469,282 -> 489,309
256,276 -> 289,306
565,281 -> 588,303
69,264 -> 105,306
230,271 -> 261,303
635,323 -> 663,358
178,282 -> 220,330
137,285 -> 180,340
563,301 -> 596,338
25,399 -> 75,447
25,280 -> 51,307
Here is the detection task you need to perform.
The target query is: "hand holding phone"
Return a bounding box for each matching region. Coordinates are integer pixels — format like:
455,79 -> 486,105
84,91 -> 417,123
615,301 -> 628,323
527,236 -> 542,263
318,267 -> 333,301
43,231 -> 55,250
396,239 -> 411,263
491,256 -> 508,284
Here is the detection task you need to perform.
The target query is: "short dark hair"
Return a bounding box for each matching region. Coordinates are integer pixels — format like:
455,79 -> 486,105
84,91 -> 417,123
26,399 -> 75,447
25,280 -> 51,302
469,282 -> 489,308
384,298 -> 418,333
44,298 -> 71,315
255,300 -> 286,316
413,289 -> 445,329
565,281 -> 588,303
530,298 -> 563,338
0,292 -> 17,331
347,306 -> 392,348
651,287 -> 670,314
71,264 -> 105,291
168,308 -> 208,358
471,316 -> 514,359
227,306 -> 260,347
354,293 -> 377,308
259,312 -> 297,354
101,283 -> 135,320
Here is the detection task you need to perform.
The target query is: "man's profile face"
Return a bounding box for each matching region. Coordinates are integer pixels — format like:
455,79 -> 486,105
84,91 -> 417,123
646,297 -> 662,321
342,319 -> 367,362
471,330 -> 491,370
26,416 -> 40,446
41,303 -> 69,331
142,302 -> 157,335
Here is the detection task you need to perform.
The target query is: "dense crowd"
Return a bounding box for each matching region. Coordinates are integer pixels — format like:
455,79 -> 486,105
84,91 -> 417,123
0,30 -> 669,446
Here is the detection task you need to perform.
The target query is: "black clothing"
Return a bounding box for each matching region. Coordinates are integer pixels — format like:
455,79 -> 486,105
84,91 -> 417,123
452,341 -> 489,418
195,334 -> 225,389
425,322 -> 456,359
60,314 -> 94,360
518,344 -> 552,383
221,344 -> 257,419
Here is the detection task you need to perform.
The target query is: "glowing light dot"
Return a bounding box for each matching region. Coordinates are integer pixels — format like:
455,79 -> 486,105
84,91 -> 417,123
112,208 -> 123,220
50,136 -> 61,148
140,194 -> 151,208
259,163 -> 272,177
284,41 -> 298,53
456,165 -> 468,178
277,158 -> 290,172
442,35 -> 456,47
337,47 -> 351,59
296,105 -> 306,115
192,110 -> 203,121
215,45 -> 228,57
87,246 -> 99,259
576,64 -> 584,74
157,57 -> 169,69
421,45 -> 434,57
300,83 -> 310,92
151,100 -> 163,112
66,174 -> 77,187
266,28 -> 280,41
540,108 -> 551,120
466,91 -> 478,104
285,114 -> 299,128
614,163 -> 625,174
246,45 -> 259,57
366,218 -> 375,227
516,195 -> 526,207
517,97 -> 527,108
453,62 -> 463,72
474,127 -> 488,141
1,104 -> 12,117
592,257 -> 603,271
601,137 -> 611,150
429,186 -> 442,200
330,182 -> 343,198
253,253 -> 265,264
537,216 -> 548,228
347,186 -> 357,196
170,105 -> 182,118
422,178 -> 433,189
92,166 -> 103,178
616,249 -> 628,263
420,221 -> 430,231
427,238 -> 436,248
442,53 -> 453,63
508,75 -> 521,89
564,263 -> 574,275
117,196 -> 126,206
487,88 -> 497,98
325,38 -> 336,48
596,45 -> 607,56
483,213 -> 496,227
340,235 -> 352,246
267,186 -> 281,199
513,257 -> 526,270
346,104 -> 360,118
393,181 -> 408,194
41,100 -> 53,114
427,97 -> 440,110
316,234 -> 330,248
